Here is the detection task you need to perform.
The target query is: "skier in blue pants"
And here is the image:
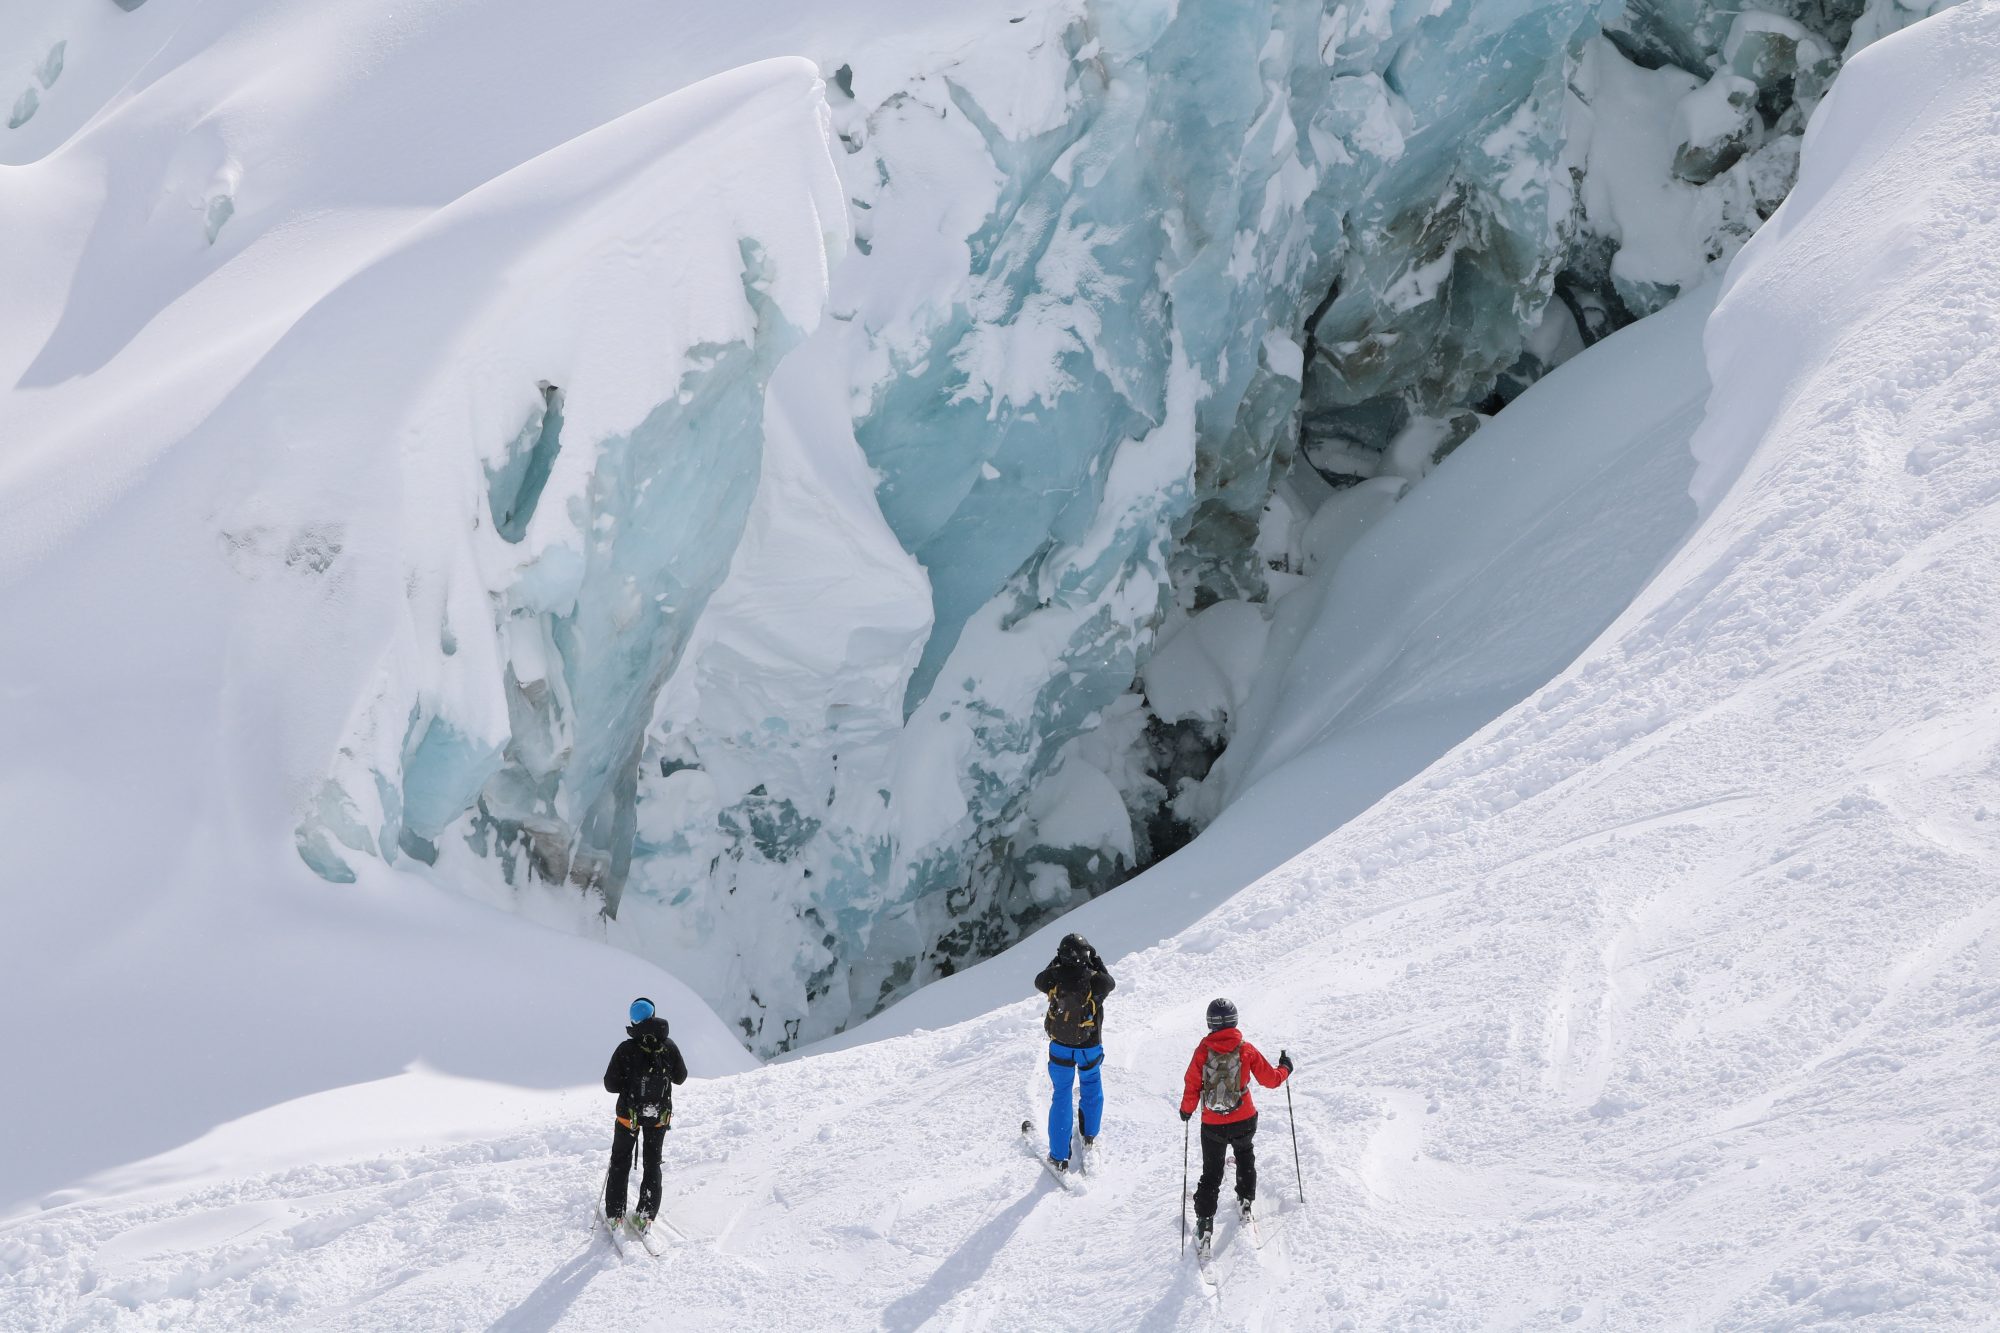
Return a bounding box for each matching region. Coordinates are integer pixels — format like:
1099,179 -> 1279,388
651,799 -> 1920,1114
1033,933 -> 1116,1173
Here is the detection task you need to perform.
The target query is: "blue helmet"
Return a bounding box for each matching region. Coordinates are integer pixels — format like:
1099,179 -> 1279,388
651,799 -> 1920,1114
629,997 -> 656,1025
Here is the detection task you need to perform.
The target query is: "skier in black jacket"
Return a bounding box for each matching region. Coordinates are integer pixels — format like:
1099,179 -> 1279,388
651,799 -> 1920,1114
1032,932 -> 1115,1173
602,997 -> 687,1230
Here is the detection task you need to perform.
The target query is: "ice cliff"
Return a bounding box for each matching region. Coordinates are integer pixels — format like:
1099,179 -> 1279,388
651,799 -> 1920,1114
270,0 -> 1957,1049
0,0 -> 1949,1050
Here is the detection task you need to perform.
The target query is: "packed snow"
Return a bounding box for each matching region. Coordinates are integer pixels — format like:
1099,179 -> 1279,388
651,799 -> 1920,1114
7,1 -> 2000,1328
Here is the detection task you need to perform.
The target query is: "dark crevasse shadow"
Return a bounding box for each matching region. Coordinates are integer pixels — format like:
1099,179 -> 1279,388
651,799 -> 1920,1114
880,1182 -> 1049,1333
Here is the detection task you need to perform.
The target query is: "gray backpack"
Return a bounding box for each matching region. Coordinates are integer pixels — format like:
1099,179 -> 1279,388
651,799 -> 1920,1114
1201,1048 -> 1244,1114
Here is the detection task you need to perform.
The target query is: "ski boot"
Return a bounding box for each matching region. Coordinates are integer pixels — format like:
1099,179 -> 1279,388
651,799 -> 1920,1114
628,1210 -> 666,1255
1194,1213 -> 1214,1258
1047,1155 -> 1069,1173
1237,1196 -> 1253,1224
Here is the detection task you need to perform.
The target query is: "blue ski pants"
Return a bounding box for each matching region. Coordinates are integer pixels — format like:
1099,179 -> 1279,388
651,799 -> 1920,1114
1047,1041 -> 1104,1160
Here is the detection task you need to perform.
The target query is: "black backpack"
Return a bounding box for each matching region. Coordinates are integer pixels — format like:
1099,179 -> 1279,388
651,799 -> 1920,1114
629,1044 -> 673,1126
1044,980 -> 1099,1043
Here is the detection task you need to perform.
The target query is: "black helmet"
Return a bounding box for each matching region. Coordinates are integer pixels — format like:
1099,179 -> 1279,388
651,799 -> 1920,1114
1058,932 -> 1092,961
1205,998 -> 1238,1031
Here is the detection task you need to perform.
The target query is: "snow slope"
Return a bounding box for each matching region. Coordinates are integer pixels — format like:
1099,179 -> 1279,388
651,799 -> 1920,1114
0,51 -> 831,1207
9,3 -> 2000,1328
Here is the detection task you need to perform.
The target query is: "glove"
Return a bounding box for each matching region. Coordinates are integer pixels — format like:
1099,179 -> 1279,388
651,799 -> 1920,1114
1278,1050 -> 1293,1073
1180,1109 -> 1192,1122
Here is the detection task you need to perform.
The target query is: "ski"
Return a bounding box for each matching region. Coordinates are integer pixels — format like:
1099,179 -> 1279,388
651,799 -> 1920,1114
1233,1200 -> 1266,1251
1020,1119 -> 1077,1191
1194,1231 -> 1219,1288
1070,1116 -> 1106,1178
1191,1210 -> 1264,1287
628,1216 -> 668,1256
650,1211 -> 693,1244
595,1203 -> 630,1259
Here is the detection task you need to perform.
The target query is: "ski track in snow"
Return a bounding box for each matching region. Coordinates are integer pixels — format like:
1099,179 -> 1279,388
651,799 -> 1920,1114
11,5 -> 2000,1332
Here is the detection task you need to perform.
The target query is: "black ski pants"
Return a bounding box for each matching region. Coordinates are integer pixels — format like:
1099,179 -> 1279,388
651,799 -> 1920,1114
606,1119 -> 667,1219
1193,1113 -> 1258,1219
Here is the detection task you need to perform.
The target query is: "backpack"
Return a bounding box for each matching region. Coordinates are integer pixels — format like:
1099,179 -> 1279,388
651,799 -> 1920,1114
1044,982 -> 1099,1042
1201,1048 -> 1244,1114
630,1047 -> 673,1125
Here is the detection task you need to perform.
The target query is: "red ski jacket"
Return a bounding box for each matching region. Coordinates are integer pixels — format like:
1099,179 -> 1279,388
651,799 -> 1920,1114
1180,1028 -> 1288,1125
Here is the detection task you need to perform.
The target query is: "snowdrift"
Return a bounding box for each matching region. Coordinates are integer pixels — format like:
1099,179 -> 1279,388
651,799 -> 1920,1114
7,3 -> 2000,1329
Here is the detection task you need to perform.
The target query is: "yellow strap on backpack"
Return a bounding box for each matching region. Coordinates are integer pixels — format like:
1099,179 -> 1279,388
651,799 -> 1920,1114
1048,984 -> 1097,1029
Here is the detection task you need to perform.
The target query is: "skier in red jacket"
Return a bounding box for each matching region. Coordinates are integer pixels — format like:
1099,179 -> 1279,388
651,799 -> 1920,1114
1178,997 -> 1292,1253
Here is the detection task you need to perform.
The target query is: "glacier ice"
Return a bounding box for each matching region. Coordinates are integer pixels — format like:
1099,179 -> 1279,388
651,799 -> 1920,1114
486,385 -> 565,546
7,0 -> 1933,1049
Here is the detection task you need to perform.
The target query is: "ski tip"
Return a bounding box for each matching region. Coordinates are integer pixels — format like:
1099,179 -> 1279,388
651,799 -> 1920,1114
1020,1119 -> 1032,1134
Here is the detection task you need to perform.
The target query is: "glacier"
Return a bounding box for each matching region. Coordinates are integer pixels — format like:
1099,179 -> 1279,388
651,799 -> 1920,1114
0,0 -> 1955,1053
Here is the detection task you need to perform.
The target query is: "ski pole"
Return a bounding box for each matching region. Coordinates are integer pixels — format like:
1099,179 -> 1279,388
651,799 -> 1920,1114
1285,1073 -> 1304,1205
1180,1114 -> 1190,1253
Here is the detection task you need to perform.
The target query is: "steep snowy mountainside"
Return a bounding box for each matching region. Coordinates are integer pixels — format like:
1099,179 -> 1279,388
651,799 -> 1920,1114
9,4 -> 2000,1328
0,52 -> 836,1208
2,0 -> 1947,1061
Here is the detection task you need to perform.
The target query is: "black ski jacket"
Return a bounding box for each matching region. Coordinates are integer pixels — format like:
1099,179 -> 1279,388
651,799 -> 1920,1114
604,1016 -> 687,1125
1034,953 -> 1115,1047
